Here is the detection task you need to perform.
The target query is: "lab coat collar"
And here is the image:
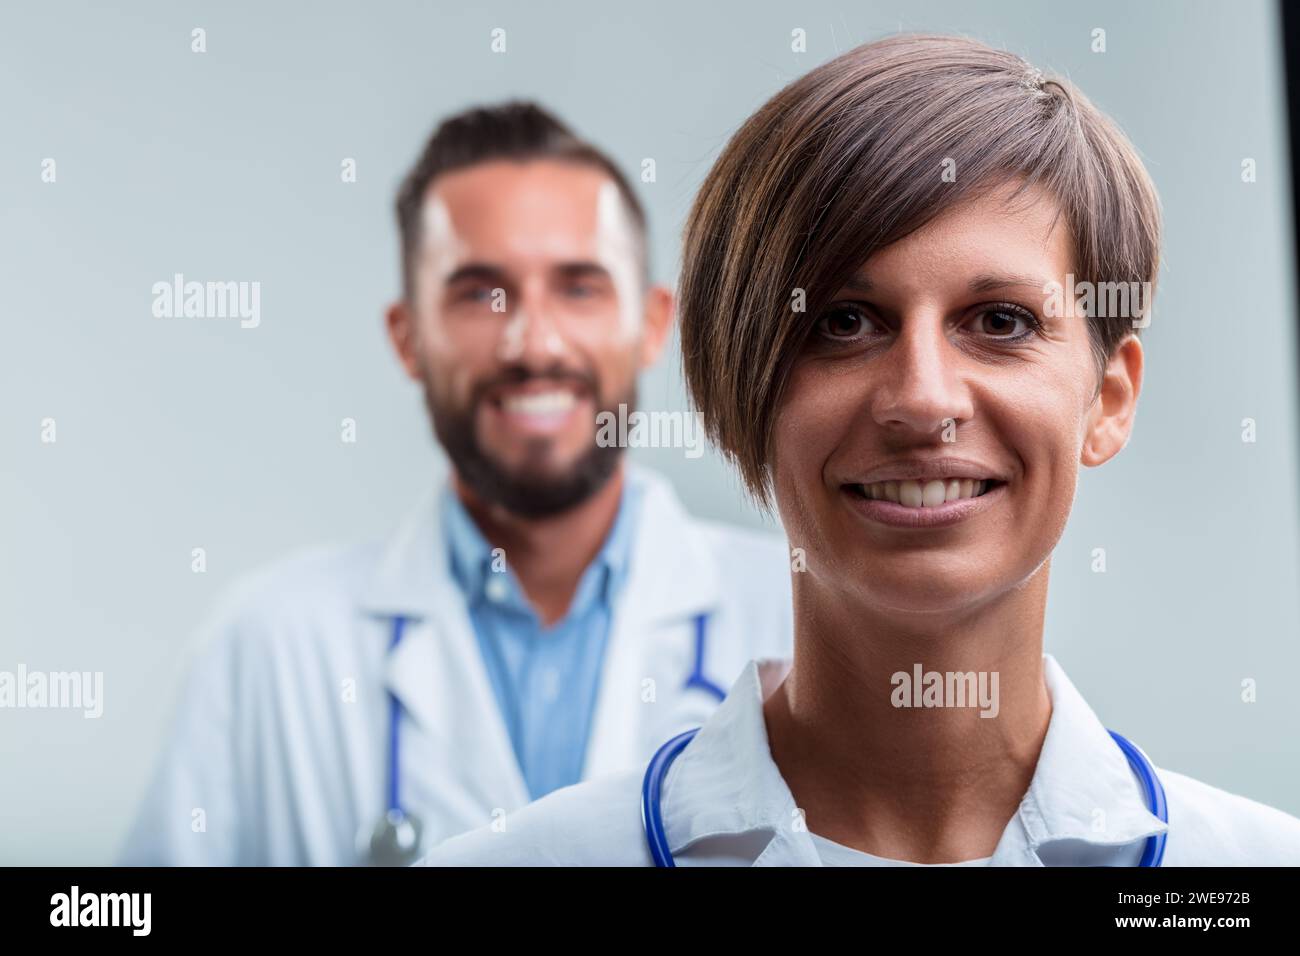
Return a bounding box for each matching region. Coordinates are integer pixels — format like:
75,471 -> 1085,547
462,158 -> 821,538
357,482 -> 444,621
357,463 -> 723,740
662,654 -> 1169,866
358,478 -> 479,746
562,464 -> 725,780
664,658 -> 821,866
598,463 -> 722,624
357,463 -> 716,623
1004,653 -> 1170,862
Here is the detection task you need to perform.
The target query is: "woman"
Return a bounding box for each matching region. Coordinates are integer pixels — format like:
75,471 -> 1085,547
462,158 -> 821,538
420,34 -> 1300,866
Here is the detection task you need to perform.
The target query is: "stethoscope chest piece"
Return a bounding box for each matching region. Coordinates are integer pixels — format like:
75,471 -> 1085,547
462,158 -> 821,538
367,807 -> 425,866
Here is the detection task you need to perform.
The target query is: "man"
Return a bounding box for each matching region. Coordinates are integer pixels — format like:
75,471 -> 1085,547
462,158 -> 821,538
118,101 -> 793,865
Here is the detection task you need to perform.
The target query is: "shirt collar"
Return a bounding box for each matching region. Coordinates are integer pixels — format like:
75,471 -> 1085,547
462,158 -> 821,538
662,653 -> 1169,866
357,463 -> 722,626
1012,654 -> 1169,857
663,658 -> 820,865
441,473 -> 643,614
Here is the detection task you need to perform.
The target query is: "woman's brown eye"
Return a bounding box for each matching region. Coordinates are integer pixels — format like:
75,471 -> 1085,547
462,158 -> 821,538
981,308 -> 1029,336
817,307 -> 866,338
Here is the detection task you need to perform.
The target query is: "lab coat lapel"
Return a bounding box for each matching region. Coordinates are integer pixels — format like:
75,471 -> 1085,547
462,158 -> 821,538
663,660 -> 821,866
990,653 -> 1170,866
359,480 -> 530,813
580,467 -> 723,780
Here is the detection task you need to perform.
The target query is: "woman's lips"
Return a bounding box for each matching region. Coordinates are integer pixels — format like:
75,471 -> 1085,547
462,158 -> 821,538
840,480 -> 1006,528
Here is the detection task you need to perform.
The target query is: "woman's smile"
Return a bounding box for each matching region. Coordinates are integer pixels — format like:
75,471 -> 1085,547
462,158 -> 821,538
841,477 -> 1008,529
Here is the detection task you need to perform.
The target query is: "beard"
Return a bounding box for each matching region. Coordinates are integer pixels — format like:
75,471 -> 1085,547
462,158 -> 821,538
424,364 -> 632,520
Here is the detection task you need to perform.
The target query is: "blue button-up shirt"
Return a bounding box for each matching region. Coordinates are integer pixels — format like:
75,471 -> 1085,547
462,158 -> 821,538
442,479 -> 643,800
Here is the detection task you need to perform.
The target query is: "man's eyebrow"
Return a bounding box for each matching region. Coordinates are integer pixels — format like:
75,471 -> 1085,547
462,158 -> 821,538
554,261 -> 614,280
839,272 -> 1051,295
444,263 -> 508,286
443,261 -> 614,286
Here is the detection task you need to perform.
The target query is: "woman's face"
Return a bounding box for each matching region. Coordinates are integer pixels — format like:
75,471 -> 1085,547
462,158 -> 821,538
771,181 -> 1142,617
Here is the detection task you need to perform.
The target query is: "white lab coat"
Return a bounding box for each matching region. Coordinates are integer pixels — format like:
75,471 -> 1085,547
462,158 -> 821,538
421,654 -> 1300,866
117,466 -> 793,865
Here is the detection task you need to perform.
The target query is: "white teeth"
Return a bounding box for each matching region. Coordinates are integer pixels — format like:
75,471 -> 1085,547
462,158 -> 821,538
921,480 -> 946,507
858,478 -> 994,508
501,390 -> 577,416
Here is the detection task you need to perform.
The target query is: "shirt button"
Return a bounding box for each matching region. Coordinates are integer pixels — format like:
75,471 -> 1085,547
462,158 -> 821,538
485,575 -> 509,603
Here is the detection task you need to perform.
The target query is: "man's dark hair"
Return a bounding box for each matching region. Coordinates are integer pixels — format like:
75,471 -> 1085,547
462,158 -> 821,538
395,100 -> 648,300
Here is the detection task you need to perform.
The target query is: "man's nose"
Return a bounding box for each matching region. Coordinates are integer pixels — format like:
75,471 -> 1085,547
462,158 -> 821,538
497,282 -> 568,364
869,316 -> 974,435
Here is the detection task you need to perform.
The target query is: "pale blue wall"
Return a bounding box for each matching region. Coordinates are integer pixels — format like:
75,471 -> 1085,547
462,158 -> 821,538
1,0 -> 1295,863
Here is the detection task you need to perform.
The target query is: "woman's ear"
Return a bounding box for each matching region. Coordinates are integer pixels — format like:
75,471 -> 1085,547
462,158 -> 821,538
1081,334 -> 1144,467
638,285 -> 675,368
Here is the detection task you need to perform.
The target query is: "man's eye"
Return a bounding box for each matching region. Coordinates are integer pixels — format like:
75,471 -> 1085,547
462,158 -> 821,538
814,306 -> 870,339
564,279 -> 610,300
450,285 -> 495,304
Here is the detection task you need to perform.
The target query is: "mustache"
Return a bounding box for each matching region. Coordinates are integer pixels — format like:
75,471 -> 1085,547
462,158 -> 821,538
468,364 -> 600,406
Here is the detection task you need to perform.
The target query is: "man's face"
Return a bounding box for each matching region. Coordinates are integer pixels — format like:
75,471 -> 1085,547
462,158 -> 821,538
388,159 -> 671,517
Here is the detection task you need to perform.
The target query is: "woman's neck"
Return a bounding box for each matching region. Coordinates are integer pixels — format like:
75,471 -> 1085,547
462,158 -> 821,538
763,564 -> 1053,864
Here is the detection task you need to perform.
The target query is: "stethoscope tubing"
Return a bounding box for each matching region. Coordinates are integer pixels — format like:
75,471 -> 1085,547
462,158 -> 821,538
382,609 -> 724,862
641,723 -> 1169,867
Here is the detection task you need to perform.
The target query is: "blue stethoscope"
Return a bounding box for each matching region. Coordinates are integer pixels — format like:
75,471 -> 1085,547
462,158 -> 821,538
364,615 -> 426,866
368,611 -> 727,865
640,671 -> 1170,868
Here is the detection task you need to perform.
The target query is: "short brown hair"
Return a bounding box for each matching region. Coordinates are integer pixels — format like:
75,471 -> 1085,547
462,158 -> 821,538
678,34 -> 1162,504
395,100 -> 648,300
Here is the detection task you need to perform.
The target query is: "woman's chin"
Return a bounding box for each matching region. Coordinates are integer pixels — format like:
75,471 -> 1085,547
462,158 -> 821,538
838,573 -> 1008,619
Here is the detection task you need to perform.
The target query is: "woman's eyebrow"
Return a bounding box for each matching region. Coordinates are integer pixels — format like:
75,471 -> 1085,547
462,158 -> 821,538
839,271 -> 1052,296
966,272 -> 1051,295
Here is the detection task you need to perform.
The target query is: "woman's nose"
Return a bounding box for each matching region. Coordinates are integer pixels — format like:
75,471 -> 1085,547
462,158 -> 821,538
869,319 -> 974,435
